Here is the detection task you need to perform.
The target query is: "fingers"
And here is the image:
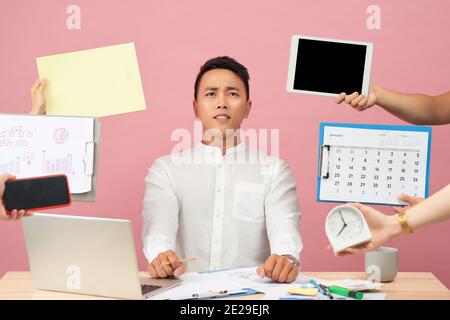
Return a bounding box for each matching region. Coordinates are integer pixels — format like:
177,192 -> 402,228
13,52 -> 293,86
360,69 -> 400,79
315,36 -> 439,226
398,193 -> 423,205
256,265 -> 265,278
346,242 -> 374,254
348,202 -> 365,212
166,250 -> 181,270
334,242 -> 375,257
148,263 -> 158,278
17,210 -> 25,220
9,210 -> 18,221
31,78 -> 41,94
277,260 -> 295,283
37,78 -> 47,92
263,255 -> 277,278
153,259 -> 168,278
265,256 -> 298,283
157,253 -> 173,277
0,206 -> 8,220
351,94 -> 365,108
336,90 -> 376,112
174,265 -> 185,278
335,92 -> 346,104
335,250 -> 355,257
271,257 -> 285,282
358,97 -> 368,108
0,173 -> 16,183
286,266 -> 299,283
31,78 -> 47,94
344,92 -> 359,104
391,206 -> 404,214
148,250 -> 182,278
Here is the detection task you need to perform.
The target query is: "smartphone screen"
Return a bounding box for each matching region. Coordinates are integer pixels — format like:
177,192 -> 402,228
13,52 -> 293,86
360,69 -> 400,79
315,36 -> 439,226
3,175 -> 71,212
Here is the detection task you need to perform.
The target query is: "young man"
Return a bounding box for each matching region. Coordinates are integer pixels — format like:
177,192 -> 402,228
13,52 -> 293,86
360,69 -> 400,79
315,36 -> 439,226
142,56 -> 303,283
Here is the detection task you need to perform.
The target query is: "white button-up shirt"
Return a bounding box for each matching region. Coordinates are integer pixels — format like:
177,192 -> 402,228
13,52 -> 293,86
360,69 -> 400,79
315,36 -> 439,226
142,142 -> 303,272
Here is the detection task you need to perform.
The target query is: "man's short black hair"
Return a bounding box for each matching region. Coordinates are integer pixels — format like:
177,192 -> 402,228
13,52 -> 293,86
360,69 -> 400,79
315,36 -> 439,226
194,56 -> 250,101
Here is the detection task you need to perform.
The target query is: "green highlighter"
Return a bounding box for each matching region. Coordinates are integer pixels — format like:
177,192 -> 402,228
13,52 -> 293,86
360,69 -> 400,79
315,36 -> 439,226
328,286 -> 364,300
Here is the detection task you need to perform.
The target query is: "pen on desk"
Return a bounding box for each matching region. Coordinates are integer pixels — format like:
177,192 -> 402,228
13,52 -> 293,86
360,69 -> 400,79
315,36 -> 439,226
328,286 -> 364,300
309,279 -> 333,299
319,284 -> 334,300
161,257 -> 197,266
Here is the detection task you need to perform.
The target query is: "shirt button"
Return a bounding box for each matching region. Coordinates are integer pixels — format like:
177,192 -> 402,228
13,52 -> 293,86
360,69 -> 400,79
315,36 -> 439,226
217,188 -> 222,193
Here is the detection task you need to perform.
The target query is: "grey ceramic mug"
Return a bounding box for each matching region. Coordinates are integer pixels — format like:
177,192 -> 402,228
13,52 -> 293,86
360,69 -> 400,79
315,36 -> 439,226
365,247 -> 398,283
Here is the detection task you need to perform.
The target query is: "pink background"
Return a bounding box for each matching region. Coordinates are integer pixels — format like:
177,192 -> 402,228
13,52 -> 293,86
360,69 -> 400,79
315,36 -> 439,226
1,0 -> 450,287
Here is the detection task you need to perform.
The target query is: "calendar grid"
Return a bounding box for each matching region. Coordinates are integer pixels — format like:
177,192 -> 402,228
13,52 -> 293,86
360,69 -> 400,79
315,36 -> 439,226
317,123 -> 432,206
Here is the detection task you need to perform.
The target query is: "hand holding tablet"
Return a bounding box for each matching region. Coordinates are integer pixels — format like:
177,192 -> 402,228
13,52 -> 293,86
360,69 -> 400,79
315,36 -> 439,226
287,35 -> 373,97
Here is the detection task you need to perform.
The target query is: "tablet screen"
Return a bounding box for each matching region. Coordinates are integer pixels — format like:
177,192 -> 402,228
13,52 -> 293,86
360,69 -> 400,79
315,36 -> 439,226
291,38 -> 369,95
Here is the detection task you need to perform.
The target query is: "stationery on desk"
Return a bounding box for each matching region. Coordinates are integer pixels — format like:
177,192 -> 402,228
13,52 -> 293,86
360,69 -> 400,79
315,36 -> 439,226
147,266 -> 386,300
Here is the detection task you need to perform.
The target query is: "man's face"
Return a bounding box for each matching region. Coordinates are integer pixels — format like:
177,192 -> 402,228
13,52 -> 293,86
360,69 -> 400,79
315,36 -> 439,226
193,68 -> 251,138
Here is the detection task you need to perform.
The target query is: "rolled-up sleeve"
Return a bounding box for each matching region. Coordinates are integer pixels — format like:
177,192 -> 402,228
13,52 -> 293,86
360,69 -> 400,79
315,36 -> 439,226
264,159 -> 303,264
142,158 -> 179,262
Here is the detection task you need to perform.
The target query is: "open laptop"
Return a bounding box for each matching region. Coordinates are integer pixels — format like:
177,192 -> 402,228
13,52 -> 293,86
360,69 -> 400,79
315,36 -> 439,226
22,213 -> 181,299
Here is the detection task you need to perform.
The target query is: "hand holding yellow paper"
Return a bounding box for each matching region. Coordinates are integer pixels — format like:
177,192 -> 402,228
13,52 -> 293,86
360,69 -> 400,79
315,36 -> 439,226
36,42 -> 146,117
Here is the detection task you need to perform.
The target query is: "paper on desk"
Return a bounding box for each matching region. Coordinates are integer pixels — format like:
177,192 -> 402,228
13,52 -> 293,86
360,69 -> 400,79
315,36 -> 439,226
221,267 -> 312,290
36,42 -> 146,117
323,279 -> 382,291
146,272 -> 244,300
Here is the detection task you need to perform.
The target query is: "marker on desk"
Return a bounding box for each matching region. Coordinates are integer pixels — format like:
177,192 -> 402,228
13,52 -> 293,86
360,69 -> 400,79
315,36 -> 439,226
328,286 -> 364,300
161,257 -> 197,266
310,279 -> 333,300
319,284 -> 334,300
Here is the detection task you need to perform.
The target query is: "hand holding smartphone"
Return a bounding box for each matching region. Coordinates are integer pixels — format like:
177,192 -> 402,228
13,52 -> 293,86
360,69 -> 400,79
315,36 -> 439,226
3,174 -> 71,214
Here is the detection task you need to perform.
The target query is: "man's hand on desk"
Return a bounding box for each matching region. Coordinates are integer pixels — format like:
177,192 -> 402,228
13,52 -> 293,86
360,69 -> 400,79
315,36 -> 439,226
148,250 -> 186,278
256,254 -> 299,283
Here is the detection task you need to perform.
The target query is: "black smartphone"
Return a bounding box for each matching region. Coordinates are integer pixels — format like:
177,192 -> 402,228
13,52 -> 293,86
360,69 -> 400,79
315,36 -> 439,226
3,175 -> 71,213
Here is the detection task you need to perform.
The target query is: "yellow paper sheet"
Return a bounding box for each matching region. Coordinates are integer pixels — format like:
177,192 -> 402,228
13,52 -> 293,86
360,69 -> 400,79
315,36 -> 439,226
36,42 -> 146,117
287,287 -> 318,296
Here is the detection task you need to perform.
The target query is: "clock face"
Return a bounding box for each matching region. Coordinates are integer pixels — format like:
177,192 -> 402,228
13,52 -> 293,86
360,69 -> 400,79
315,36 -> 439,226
326,207 -> 363,240
325,205 -> 372,253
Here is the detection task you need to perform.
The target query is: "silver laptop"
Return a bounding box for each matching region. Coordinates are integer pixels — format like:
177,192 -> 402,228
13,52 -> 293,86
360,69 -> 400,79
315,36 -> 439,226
22,213 -> 181,299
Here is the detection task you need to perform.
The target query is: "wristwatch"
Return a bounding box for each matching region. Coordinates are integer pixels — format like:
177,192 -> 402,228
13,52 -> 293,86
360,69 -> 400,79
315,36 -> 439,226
398,212 -> 414,235
282,254 -> 300,267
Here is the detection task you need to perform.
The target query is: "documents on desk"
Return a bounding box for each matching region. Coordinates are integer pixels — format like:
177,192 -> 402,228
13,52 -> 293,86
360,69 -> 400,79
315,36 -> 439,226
147,267 -> 386,300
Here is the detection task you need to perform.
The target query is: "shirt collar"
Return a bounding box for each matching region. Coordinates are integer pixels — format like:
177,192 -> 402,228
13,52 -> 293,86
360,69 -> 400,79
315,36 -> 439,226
195,141 -> 246,158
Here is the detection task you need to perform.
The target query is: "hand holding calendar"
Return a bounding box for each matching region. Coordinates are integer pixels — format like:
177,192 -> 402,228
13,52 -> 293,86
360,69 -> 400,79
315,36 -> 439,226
317,123 -> 432,206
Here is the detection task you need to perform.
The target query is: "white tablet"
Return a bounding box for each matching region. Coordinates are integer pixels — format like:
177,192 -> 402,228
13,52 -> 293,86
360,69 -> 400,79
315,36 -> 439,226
287,35 -> 373,97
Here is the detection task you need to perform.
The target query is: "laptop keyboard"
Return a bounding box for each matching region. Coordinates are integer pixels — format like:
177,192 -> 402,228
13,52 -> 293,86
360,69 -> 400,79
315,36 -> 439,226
141,284 -> 162,295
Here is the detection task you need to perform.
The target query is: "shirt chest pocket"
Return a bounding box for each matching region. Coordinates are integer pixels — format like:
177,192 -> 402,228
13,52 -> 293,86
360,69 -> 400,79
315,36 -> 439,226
232,182 -> 266,223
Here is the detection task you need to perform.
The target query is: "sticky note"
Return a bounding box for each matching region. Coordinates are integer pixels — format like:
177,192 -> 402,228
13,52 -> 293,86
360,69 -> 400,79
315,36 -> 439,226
287,288 -> 318,296
36,42 -> 146,117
